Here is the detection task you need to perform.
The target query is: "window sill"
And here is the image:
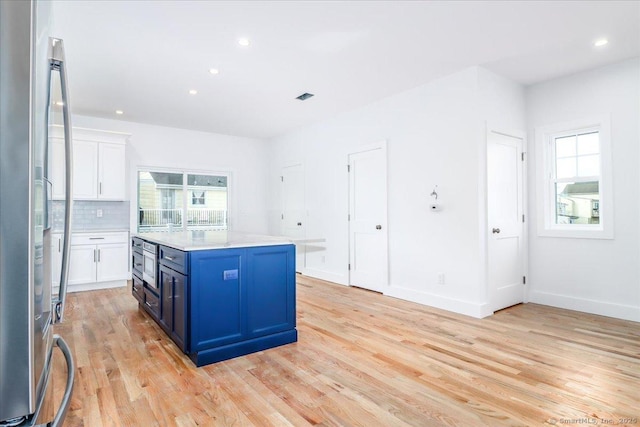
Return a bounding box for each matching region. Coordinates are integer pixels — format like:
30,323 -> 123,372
537,226 -> 613,240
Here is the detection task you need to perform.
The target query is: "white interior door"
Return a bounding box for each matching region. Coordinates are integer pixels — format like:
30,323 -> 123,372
348,145 -> 388,292
281,164 -> 305,270
487,131 -> 524,312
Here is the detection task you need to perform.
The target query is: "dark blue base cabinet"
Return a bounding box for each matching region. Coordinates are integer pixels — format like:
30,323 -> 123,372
152,243 -> 297,367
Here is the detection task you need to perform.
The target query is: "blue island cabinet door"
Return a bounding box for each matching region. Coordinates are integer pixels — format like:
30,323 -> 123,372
246,244 -> 296,339
189,249 -> 244,351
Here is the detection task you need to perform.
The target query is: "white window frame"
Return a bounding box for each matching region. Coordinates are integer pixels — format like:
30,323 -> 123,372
535,115 -> 613,239
136,167 -> 231,233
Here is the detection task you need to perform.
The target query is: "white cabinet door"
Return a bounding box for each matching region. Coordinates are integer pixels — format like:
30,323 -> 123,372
50,233 -> 63,290
96,242 -> 129,282
49,138 -> 66,200
68,245 -> 97,285
98,143 -> 126,200
50,127 -> 128,201
73,140 -> 99,199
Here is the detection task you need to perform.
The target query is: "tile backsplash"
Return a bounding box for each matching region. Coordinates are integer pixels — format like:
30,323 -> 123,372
52,200 -> 130,231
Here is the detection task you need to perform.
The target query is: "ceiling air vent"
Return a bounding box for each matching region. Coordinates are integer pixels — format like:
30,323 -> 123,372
296,92 -> 314,101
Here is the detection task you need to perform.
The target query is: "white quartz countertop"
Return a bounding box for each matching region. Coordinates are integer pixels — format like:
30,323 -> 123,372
134,231 -> 294,251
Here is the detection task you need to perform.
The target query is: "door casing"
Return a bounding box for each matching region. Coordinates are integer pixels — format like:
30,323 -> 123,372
347,141 -> 389,292
486,128 -> 528,313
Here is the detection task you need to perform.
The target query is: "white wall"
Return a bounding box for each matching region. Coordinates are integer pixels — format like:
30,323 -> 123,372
476,67 -> 527,305
268,66 -> 526,318
526,58 -> 640,322
71,115 -> 271,234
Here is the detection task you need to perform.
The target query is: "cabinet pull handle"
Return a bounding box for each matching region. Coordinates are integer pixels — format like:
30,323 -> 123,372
93,249 -> 96,262
134,263 -> 142,267
89,237 -> 105,240
99,182 -> 102,195
164,256 -> 175,261
58,239 -> 61,252
98,249 -> 101,262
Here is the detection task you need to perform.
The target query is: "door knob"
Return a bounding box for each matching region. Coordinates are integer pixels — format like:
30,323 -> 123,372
492,228 -> 501,234
376,225 -> 382,230
297,222 -> 302,226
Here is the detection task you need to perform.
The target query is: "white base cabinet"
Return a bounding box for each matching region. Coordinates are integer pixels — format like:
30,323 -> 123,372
68,244 -> 98,285
52,231 -> 129,293
95,242 -> 129,282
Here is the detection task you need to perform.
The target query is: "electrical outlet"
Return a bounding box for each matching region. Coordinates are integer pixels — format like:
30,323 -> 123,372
96,209 -> 103,218
437,272 -> 445,285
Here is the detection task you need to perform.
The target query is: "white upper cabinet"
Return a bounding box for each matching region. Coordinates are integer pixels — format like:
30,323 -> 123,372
49,126 -> 129,200
73,139 -> 99,199
98,142 -> 126,199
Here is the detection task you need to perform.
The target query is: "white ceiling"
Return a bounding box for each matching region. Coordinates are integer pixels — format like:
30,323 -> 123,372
51,1 -> 640,139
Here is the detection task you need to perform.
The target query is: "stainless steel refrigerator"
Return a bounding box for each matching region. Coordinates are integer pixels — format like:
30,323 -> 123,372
1,1 -> 75,426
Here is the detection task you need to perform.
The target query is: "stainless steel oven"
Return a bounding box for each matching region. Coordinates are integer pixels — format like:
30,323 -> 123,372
142,241 -> 158,288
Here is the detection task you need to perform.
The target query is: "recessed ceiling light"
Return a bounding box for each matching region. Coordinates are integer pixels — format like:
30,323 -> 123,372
115,110 -> 124,115
238,38 -> 250,47
208,68 -> 219,75
594,39 -> 608,47
189,89 -> 198,95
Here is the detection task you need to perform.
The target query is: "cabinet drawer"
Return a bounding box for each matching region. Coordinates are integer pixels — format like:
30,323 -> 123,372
72,231 -> 128,245
143,287 -> 160,319
159,245 -> 186,274
132,274 -> 144,304
132,250 -> 143,279
132,237 -> 144,254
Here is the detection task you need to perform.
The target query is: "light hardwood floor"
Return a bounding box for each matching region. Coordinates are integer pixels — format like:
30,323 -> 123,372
51,275 -> 640,426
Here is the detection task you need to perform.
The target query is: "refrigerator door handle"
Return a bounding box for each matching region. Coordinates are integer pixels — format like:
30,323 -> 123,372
50,38 -> 73,323
51,335 -> 75,427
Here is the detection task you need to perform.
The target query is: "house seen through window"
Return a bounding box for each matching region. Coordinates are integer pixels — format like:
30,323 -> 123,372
138,170 -> 228,232
553,130 -> 600,225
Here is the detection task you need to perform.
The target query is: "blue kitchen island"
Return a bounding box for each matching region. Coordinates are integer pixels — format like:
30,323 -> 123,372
131,231 -> 297,367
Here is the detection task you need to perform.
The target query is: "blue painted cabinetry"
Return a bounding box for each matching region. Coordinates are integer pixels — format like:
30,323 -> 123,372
189,245 -> 297,366
133,239 -> 297,367
159,264 -> 187,352
189,248 -> 244,351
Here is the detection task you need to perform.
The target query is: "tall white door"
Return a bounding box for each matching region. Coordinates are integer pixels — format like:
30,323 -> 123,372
281,164 -> 305,270
487,131 -> 524,312
348,145 -> 388,292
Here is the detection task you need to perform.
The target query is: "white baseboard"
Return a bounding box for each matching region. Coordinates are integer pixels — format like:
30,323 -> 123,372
297,267 -> 348,286
297,270 -> 491,318
67,279 -> 128,294
384,285 -> 492,319
529,290 -> 640,322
